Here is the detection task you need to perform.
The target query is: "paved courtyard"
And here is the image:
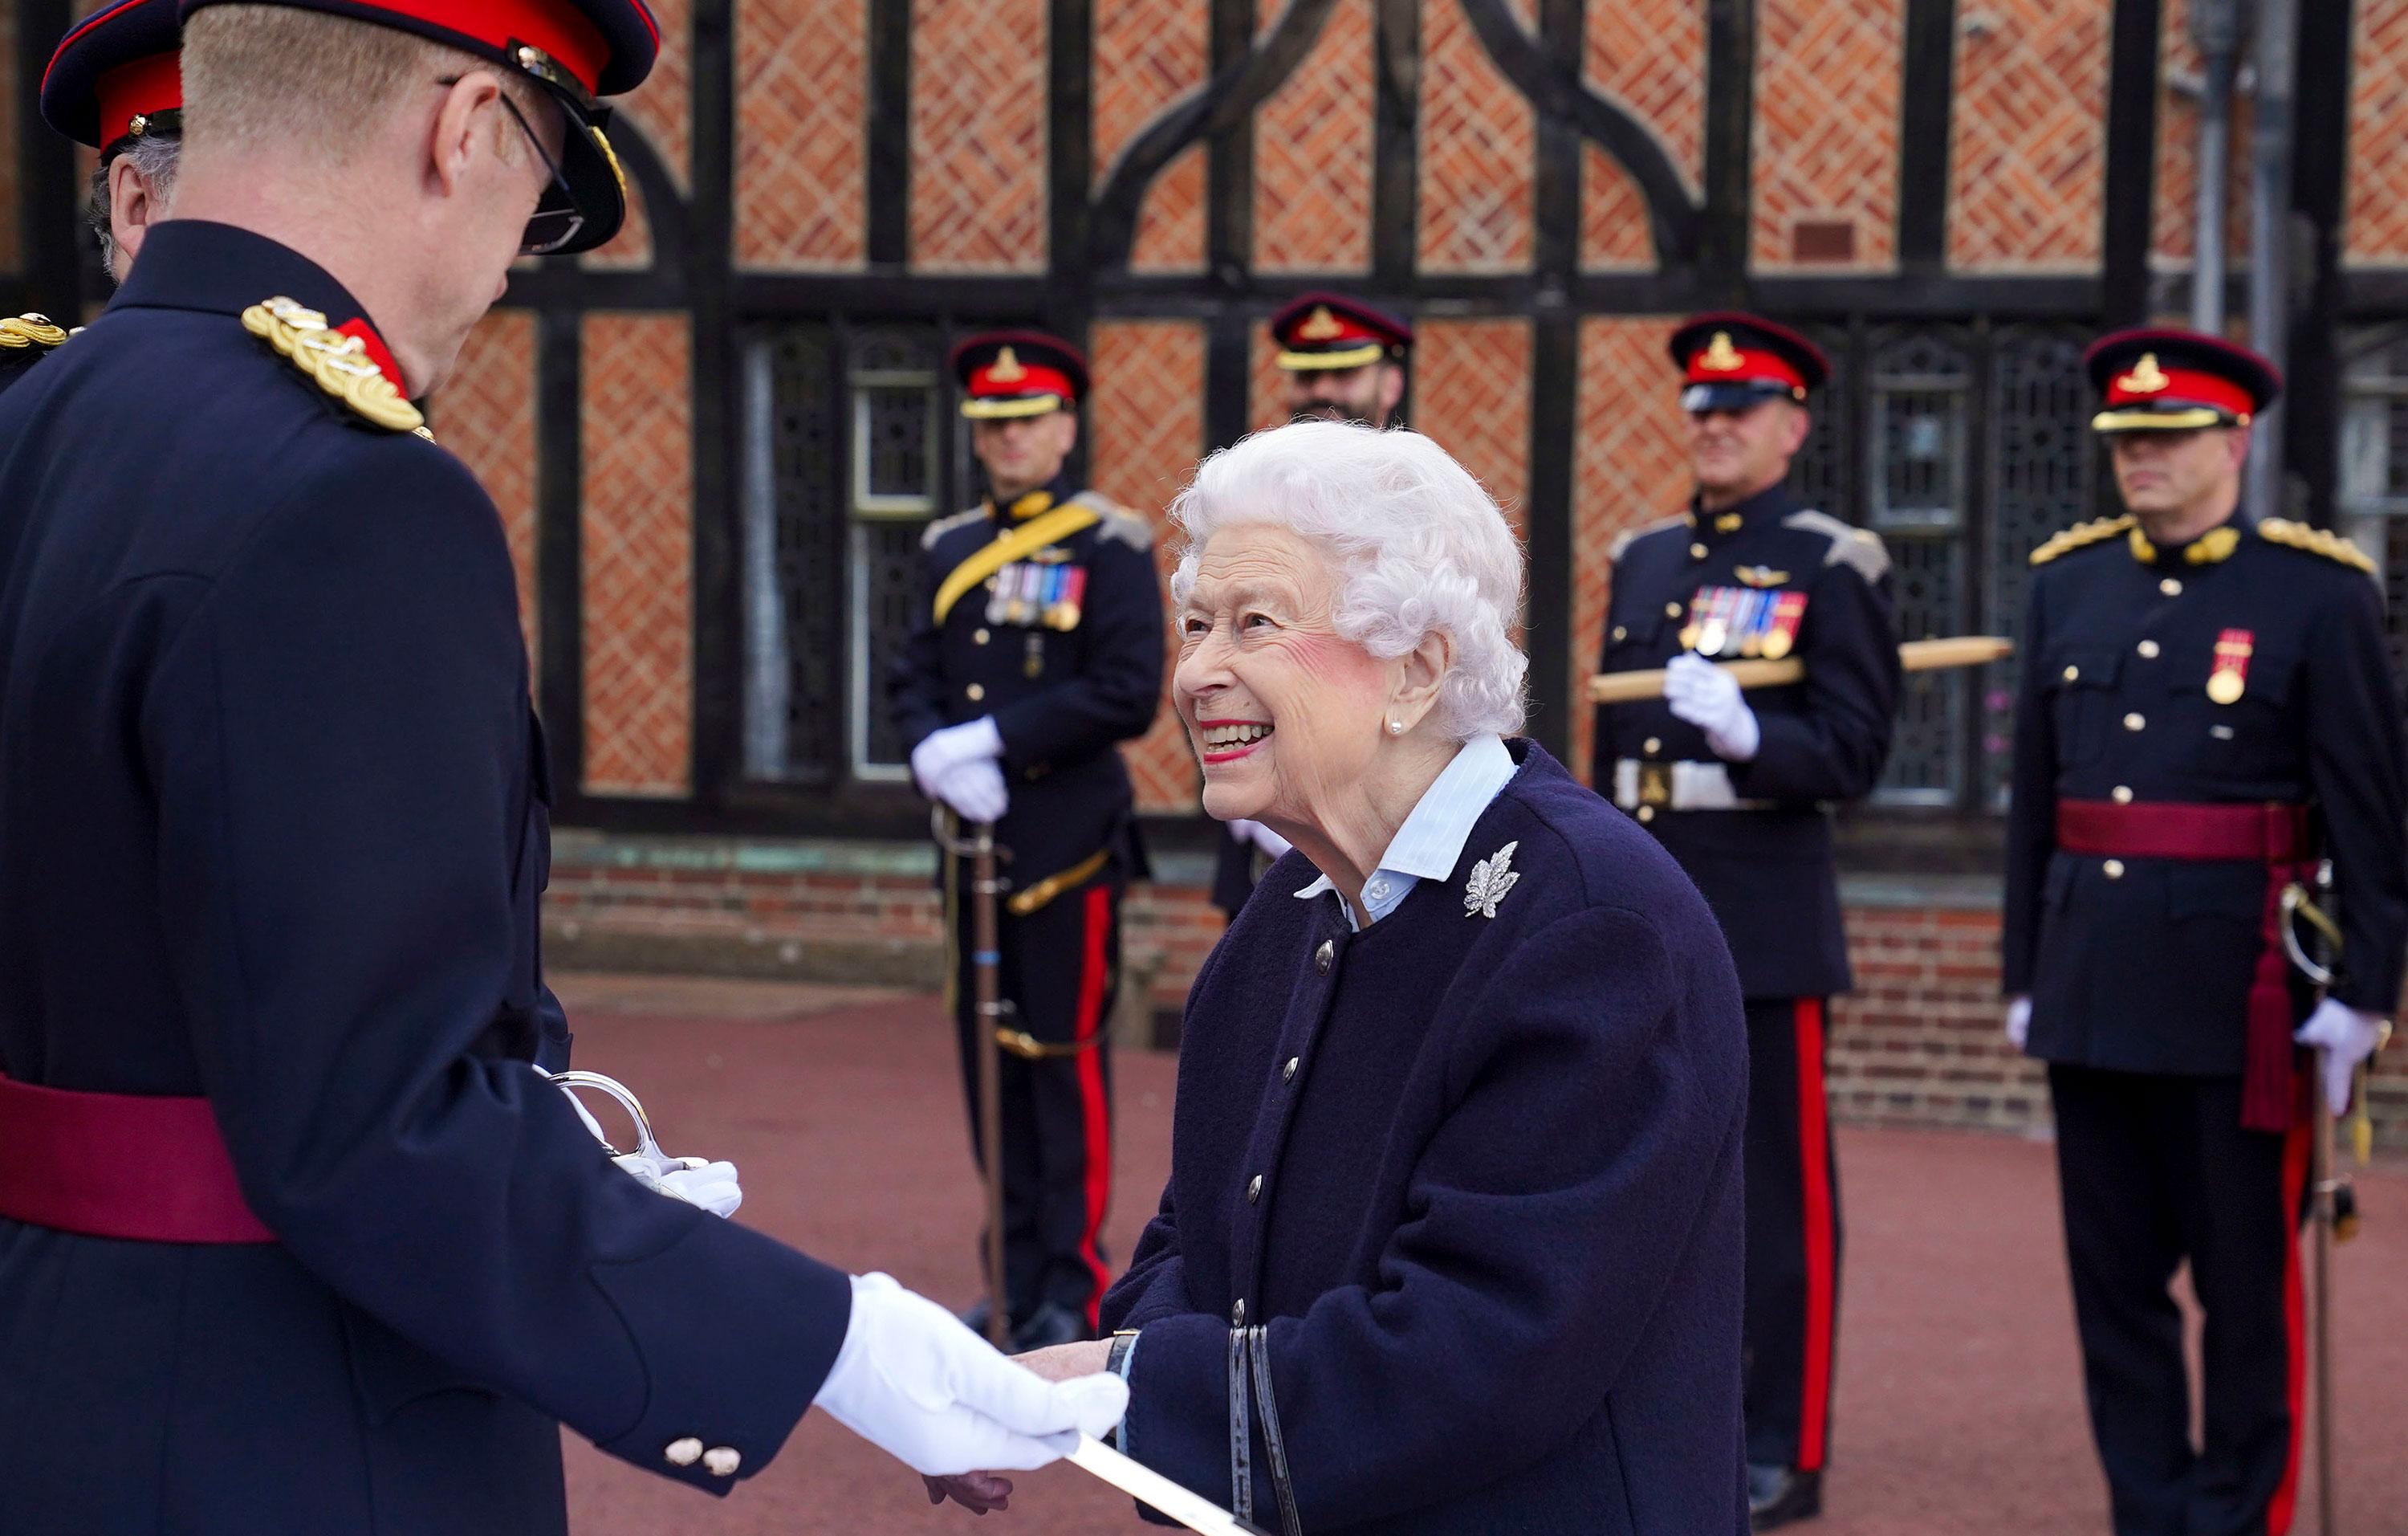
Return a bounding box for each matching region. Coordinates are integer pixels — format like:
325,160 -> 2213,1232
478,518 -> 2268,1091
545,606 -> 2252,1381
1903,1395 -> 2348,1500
550,973 -> 2408,1535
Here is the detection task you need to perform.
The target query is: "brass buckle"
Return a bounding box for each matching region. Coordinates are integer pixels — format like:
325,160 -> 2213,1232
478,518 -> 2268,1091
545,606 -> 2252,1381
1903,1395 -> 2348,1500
1637,761 -> 1673,809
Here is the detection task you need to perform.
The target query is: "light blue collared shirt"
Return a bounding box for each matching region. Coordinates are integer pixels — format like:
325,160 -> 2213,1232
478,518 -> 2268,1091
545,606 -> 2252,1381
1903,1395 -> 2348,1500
1292,734 -> 1519,931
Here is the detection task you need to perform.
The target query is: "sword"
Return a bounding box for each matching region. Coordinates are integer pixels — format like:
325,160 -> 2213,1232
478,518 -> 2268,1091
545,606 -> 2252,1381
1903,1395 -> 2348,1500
1587,634 -> 2012,704
1067,1436 -> 1267,1536
935,806 -> 1014,1348
2280,865 -> 2347,1536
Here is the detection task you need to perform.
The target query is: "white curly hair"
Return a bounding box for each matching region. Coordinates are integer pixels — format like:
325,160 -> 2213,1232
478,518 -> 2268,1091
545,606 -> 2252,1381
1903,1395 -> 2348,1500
1168,420 -> 1529,739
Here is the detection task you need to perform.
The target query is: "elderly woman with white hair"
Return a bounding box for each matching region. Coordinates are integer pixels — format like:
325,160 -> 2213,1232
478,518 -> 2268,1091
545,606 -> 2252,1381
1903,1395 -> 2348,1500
938,422 -> 1750,1534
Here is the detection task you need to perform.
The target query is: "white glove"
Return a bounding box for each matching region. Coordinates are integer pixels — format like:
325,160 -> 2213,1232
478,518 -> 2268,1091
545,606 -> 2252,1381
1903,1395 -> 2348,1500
2294,998 -> 2387,1114
614,1153 -> 744,1218
2006,994 -> 2032,1050
912,718 -> 1003,797
1663,652 -> 1761,762
929,759 -> 1010,824
1229,819 -> 1293,860
814,1273 -> 1129,1477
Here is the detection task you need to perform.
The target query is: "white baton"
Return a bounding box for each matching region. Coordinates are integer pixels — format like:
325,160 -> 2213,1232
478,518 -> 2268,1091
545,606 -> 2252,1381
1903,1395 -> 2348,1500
1066,1435 -> 1267,1536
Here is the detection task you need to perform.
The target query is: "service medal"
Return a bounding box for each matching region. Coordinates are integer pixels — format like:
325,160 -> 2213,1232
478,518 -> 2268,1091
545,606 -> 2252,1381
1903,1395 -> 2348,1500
2207,628 -> 2253,704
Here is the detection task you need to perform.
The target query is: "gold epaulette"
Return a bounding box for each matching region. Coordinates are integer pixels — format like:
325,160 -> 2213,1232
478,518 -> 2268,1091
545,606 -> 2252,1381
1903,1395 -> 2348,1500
2258,517 -> 2376,574
0,314 -> 69,354
240,295 -> 431,440
2028,515 -> 2137,567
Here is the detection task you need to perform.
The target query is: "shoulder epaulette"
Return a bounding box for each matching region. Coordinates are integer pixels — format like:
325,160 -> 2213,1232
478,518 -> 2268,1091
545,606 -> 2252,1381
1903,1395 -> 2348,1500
1783,508 -> 1891,583
2028,515 -> 2137,567
2258,517 -> 2377,574
0,314 -> 69,357
1605,514 -> 1685,564
241,296 -> 429,439
1070,491 -> 1153,551
921,506 -> 989,550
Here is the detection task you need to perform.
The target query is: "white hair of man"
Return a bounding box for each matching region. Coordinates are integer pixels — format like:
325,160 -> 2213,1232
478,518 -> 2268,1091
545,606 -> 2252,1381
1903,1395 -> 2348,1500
1170,420 -> 1529,739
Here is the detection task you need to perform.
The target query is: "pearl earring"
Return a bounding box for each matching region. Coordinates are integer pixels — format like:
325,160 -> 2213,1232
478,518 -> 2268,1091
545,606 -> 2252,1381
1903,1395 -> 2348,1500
1387,719 -> 1405,736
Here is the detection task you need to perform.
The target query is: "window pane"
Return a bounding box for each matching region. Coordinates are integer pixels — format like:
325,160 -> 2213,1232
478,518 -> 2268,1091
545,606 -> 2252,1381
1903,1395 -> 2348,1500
739,326 -> 844,785
851,519 -> 932,775
846,329 -> 946,776
1869,330 -> 1971,805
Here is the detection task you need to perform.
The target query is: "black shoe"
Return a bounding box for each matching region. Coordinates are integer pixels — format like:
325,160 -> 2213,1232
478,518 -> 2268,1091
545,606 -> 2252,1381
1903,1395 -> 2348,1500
1747,1465 -> 1821,1530
1010,1302 -> 1094,1351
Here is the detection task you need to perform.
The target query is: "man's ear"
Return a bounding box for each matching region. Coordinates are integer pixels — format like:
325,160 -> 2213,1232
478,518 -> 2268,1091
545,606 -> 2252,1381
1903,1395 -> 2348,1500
107,157 -> 163,274
1377,363 -> 1406,421
427,71 -> 506,196
2227,426 -> 2252,473
1780,401 -> 1812,456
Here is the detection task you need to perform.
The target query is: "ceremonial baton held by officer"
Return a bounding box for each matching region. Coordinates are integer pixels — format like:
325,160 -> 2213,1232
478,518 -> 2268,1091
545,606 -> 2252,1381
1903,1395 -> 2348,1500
1589,635 -> 2012,705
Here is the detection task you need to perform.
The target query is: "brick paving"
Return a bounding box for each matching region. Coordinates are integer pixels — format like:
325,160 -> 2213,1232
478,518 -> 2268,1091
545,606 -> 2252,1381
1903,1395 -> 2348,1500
549,972 -> 2408,1535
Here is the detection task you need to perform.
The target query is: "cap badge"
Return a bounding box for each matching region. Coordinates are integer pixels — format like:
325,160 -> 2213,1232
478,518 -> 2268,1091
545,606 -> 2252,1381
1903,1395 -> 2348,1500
1297,306 -> 1345,341
987,347 -> 1027,384
2121,352 -> 2170,394
1463,841 -> 1521,920
1699,332 -> 1744,373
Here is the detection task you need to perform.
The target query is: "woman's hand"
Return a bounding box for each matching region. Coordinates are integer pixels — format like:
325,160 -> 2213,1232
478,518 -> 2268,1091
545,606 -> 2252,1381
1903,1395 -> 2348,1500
924,1470 -> 1015,1515
1013,1338 -> 1112,1383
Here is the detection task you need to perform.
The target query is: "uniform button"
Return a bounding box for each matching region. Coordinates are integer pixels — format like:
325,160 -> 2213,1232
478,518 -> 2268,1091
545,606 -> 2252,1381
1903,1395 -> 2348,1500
702,1447 -> 742,1478
665,1437 -> 704,1468
2137,639 -> 2159,658
1283,1056 -> 1299,1083
1690,543 -> 1708,559
1366,878 -> 1389,902
2103,859 -> 2125,879
1247,1175 -> 1263,1204
1612,625 -> 1627,642
1314,940 -> 1333,973
1643,736 -> 1662,756
974,628 -> 990,646
2160,577 -> 2182,597
2061,664 -> 2080,682
2124,712 -> 2146,731
2112,785 -> 2133,804
966,682 -> 986,702
1637,805 -> 1656,824
1665,601 -> 1682,618
1232,1299 -> 1247,1326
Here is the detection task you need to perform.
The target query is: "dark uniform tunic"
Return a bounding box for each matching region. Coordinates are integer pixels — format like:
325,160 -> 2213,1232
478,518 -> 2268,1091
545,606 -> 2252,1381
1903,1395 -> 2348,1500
2003,513 -> 2408,1536
0,221 -> 852,1533
889,476 -> 1163,1331
1105,743 -> 1747,1534
1590,480 -> 1900,1475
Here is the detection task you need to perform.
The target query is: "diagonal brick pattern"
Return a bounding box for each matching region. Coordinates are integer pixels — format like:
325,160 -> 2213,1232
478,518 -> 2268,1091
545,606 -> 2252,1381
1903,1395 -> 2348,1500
1419,0 -> 1536,273
735,0 -> 868,269
1570,317 -> 1689,782
910,0 -> 1049,271
1949,0 -> 2109,270
430,311 -> 541,672
618,0 -> 691,191
1133,142 -> 1208,272
1753,0 -> 1902,270
1251,327 -> 1291,432
582,315 -> 694,797
2347,0 -> 2408,264
1097,0 -> 1208,271
1088,320 -> 1206,813
1582,0 -> 1703,271
1417,319 -> 1531,530
2151,0 -> 2253,265
1254,0 -> 1374,272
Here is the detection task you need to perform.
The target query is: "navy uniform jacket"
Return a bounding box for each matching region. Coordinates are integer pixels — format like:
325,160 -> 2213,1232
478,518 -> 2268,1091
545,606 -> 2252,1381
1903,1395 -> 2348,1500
2002,515 -> 2408,1073
0,221 -> 851,1533
1592,483 -> 1901,999
889,478 -> 1162,886
1103,743 -> 1748,1534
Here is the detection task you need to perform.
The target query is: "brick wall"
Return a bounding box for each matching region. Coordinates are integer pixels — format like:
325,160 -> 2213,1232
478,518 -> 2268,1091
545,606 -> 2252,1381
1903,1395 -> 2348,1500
539,836 -> 2408,1151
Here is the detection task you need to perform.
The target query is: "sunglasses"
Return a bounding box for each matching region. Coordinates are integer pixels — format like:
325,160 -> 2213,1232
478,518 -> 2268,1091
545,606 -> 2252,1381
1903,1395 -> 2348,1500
433,75 -> 586,256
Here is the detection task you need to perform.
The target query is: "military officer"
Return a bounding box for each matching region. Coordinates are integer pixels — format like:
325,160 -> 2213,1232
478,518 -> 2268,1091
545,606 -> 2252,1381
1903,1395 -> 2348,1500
43,0 -> 185,283
1592,313 -> 1900,1529
889,330 -> 1164,1351
2003,329 -> 2405,1536
0,5 -> 1121,1530
1211,291 -> 1417,917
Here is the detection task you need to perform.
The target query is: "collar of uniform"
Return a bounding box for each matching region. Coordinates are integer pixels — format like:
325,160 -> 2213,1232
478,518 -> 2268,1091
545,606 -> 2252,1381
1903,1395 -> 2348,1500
108,219 -> 408,393
1687,481 -> 1792,539
1291,733 -> 1518,923
2126,516 -> 2243,568
988,475 -> 1076,524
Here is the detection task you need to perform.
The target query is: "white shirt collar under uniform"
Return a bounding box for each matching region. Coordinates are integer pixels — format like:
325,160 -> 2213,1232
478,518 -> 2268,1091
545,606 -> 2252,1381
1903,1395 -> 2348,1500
1292,734 -> 1518,931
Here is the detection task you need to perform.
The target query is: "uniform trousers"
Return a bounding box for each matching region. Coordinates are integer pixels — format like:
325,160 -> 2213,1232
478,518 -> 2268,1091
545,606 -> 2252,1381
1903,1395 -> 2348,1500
950,875 -> 1120,1331
2049,1065 -> 2310,1536
1743,996 -> 1842,1473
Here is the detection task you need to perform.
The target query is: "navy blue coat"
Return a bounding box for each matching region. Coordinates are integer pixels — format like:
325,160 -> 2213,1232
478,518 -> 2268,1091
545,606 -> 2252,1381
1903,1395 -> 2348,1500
0,221 -> 851,1533
1103,743 -> 1749,1534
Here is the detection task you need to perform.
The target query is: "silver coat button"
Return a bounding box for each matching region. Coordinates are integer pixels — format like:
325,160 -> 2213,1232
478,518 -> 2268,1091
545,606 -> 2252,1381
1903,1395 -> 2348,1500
2104,859 -> 2125,879
1637,805 -> 1656,824
2124,712 -> 2146,731
1665,601 -> 1682,617
665,1437 -> 703,1467
1247,1175 -> 1263,1204
2061,664 -> 2079,682
2136,639 -> 2159,658
1283,1056 -> 1299,1082
1314,940 -> 1333,973
1232,1299 -> 1246,1326
2160,577 -> 2182,597
1643,736 -> 1662,756
1690,543 -> 1708,559
702,1447 -> 742,1477
2112,785 -> 2133,804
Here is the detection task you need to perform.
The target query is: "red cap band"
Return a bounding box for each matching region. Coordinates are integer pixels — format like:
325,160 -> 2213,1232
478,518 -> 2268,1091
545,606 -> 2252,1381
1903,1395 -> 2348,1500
1684,344 -> 1806,393
380,0 -> 611,92
970,361 -> 1074,403
94,51 -> 181,141
2105,361 -> 2255,419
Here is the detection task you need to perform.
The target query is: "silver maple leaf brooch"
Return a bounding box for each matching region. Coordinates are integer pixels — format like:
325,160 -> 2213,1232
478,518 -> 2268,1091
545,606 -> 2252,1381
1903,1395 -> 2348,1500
1462,841 -> 1520,919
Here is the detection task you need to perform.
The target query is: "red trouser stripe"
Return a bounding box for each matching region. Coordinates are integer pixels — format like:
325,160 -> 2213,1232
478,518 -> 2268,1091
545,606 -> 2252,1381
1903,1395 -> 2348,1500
2268,1096 -> 2312,1536
1072,885 -> 1115,1332
1796,998 -> 1836,1472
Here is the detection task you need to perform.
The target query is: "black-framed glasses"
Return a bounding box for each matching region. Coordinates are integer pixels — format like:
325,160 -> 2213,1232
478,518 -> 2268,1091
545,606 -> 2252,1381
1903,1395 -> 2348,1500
434,75 -> 585,256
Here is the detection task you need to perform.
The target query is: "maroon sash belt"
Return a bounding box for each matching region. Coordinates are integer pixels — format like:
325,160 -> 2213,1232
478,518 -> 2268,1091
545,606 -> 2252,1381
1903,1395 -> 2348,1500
2054,800 -> 2312,1132
0,1072 -> 275,1243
